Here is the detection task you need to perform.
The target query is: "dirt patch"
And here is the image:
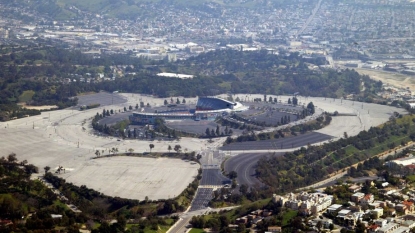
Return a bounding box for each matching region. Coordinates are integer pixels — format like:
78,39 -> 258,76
354,68 -> 415,91
18,103 -> 58,110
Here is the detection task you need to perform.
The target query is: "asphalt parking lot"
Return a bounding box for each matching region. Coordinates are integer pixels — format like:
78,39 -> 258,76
2,93 -> 406,203
200,169 -> 231,186
77,92 -> 127,107
220,132 -> 333,151
189,188 -> 213,211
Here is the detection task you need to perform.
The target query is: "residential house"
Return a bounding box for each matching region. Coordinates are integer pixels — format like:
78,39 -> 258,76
396,201 -> 414,214
360,194 -> 374,206
371,208 -> 384,219
351,192 -> 365,203
377,223 -> 399,233
267,226 -> 282,233
349,185 -> 361,193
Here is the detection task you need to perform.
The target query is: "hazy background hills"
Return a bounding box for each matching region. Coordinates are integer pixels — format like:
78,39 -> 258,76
2,0 -> 293,20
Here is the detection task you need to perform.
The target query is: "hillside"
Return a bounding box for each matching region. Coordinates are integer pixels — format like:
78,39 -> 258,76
1,0 -> 294,20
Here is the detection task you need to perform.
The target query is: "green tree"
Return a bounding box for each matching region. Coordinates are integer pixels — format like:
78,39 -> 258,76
7,153 -> 17,163
228,171 -> 238,179
149,144 -> 154,153
174,145 -> 181,153
239,184 -> 248,195
44,166 -> 50,174
293,96 -> 298,105
307,102 -> 315,114
168,145 -> 172,153
316,221 -> 322,231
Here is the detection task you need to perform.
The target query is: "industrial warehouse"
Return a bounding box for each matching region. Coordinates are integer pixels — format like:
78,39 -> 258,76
129,96 -> 247,125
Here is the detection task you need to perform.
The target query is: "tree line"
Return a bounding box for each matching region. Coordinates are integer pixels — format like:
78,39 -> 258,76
256,114 -> 415,194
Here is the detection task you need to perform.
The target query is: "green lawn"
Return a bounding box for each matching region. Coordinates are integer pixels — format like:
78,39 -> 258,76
282,210 -> 298,227
18,90 -> 35,102
189,228 -> 206,233
53,200 -> 70,211
125,224 -> 171,233
406,175 -> 415,183
344,145 -> 359,155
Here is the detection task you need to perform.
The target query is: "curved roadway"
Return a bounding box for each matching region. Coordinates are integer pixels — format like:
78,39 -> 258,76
224,152 -> 283,188
220,132 -> 333,151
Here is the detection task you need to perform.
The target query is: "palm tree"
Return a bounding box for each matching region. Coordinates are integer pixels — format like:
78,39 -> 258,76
168,145 -> 172,153
149,144 -> 155,153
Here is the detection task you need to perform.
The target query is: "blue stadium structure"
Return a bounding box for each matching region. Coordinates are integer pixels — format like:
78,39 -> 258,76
196,97 -> 237,111
130,96 -> 247,125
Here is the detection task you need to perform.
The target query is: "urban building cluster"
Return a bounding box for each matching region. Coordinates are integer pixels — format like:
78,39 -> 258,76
1,0 -> 415,63
270,177 -> 415,232
273,192 -> 334,216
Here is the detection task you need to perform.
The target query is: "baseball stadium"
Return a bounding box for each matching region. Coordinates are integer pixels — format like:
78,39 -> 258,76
129,96 -> 248,124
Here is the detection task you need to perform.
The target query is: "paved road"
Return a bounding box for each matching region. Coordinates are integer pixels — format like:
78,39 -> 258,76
295,0 -> 323,37
168,217 -> 191,233
189,188 -> 213,212
200,169 -> 231,186
220,132 -> 333,151
167,206 -> 239,233
224,153 -> 283,187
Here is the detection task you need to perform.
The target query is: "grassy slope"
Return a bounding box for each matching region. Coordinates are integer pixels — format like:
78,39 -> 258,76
19,90 -> 35,102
